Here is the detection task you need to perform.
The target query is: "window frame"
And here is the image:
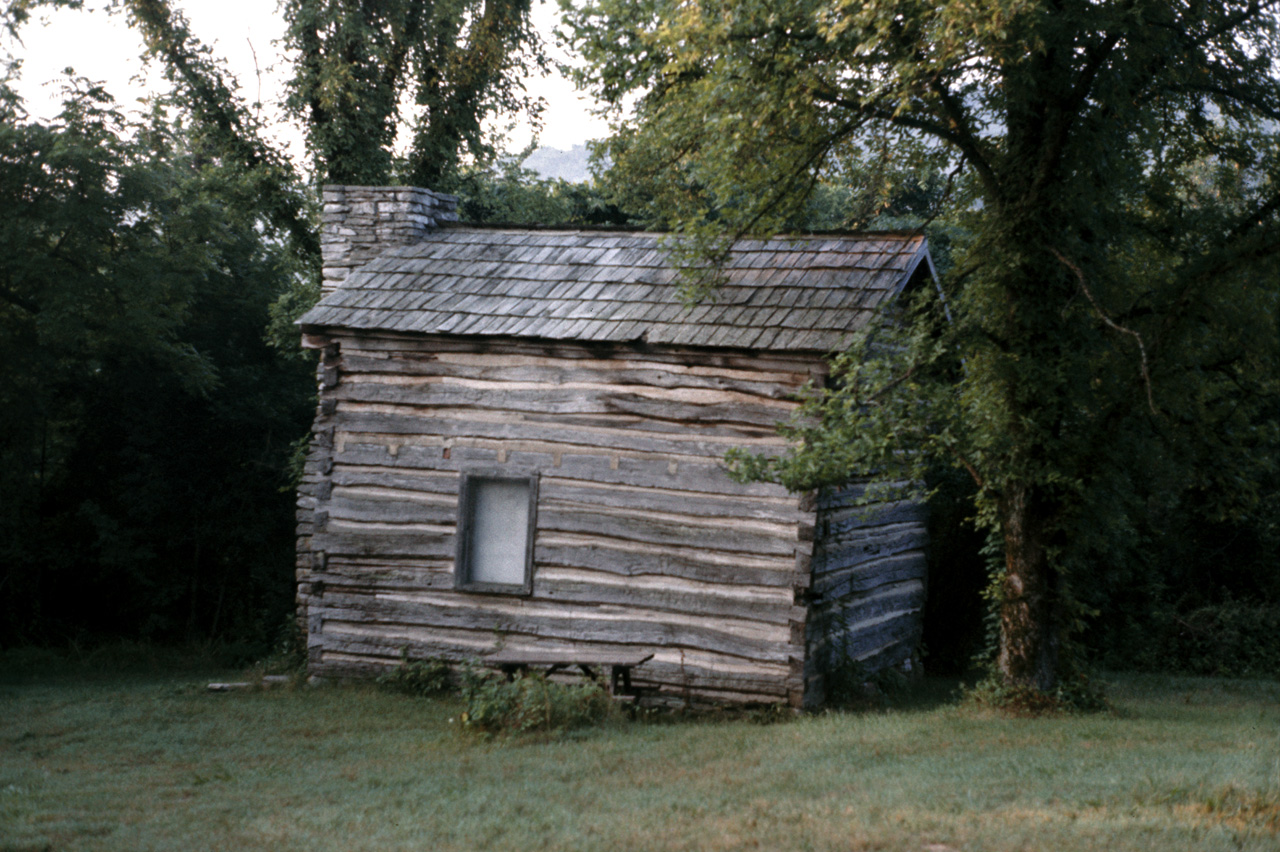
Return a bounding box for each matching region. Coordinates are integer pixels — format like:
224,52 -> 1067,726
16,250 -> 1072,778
454,469 -> 539,595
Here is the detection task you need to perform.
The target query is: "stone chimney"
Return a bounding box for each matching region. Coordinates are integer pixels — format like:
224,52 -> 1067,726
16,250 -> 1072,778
320,185 -> 459,295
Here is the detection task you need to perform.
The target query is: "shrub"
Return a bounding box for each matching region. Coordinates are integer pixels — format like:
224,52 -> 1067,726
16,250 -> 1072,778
458,667 -> 618,736
377,651 -> 452,697
963,670 -> 1110,715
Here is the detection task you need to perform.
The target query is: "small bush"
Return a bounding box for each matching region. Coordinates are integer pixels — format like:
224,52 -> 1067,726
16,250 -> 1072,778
964,670 -> 1110,715
257,616 -> 307,675
458,667 -> 618,736
377,652 -> 451,698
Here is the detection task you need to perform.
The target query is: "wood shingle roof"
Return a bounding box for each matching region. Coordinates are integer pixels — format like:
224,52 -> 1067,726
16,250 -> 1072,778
300,228 -> 932,352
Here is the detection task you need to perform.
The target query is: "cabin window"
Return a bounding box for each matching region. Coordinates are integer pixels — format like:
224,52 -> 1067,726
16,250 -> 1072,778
455,472 -> 538,594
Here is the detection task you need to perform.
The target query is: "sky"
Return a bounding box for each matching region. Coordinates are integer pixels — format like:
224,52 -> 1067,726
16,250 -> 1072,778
7,0 -> 610,159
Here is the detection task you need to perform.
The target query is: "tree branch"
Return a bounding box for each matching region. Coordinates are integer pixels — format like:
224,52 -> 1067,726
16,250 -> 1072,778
1052,249 -> 1159,416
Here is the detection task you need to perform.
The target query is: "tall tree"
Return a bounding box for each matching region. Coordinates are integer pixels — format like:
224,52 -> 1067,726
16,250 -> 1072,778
0,76 -> 315,646
282,0 -> 546,187
123,0 -> 319,262
567,0 -> 1280,692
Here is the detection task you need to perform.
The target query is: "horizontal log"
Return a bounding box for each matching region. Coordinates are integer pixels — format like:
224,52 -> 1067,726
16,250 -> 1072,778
816,480 -> 914,508
537,504 -> 796,556
819,532 -> 931,578
811,553 -> 929,599
324,467 -> 802,523
812,580 -> 926,632
311,531 -> 454,558
333,381 -> 794,425
341,354 -> 806,398
820,501 -> 929,534
809,610 -> 921,667
326,494 -> 456,525
315,499 -> 797,557
813,523 -> 928,567
315,593 -> 795,663
321,628 -> 790,689
851,641 -> 913,675
344,370 -> 799,409
335,442 -> 791,499
331,332 -> 826,376
532,571 -> 802,626
342,345 -> 815,383
311,561 -> 454,592
630,661 -> 790,698
330,395 -> 786,443
331,468 -> 461,495
310,559 -> 800,624
533,539 -> 796,587
332,407 -> 789,458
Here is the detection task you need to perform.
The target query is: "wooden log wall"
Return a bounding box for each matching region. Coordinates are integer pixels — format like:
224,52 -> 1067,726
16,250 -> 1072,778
804,483 -> 929,705
296,331 -> 827,705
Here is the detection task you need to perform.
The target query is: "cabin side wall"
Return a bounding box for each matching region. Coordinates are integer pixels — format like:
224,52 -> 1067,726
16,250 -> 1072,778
804,484 -> 929,705
296,332 -> 821,705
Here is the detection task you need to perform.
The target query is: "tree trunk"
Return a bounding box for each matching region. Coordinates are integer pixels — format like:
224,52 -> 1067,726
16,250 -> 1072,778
996,484 -> 1060,691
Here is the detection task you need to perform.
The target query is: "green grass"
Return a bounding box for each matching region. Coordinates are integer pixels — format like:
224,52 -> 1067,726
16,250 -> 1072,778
1,666 -> 1277,851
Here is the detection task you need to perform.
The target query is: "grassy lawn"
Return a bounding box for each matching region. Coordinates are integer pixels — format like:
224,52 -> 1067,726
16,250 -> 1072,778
1,664 -> 1277,852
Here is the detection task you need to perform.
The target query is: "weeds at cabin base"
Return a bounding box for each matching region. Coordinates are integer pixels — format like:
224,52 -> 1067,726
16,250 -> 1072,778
372,655 -> 619,735
375,651 -> 450,698
456,667 -> 619,736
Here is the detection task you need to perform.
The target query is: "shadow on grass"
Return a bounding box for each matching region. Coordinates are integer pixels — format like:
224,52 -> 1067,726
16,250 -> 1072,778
0,640 -> 262,685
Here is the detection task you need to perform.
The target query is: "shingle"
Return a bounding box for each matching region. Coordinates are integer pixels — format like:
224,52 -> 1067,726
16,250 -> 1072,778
298,227 -> 929,351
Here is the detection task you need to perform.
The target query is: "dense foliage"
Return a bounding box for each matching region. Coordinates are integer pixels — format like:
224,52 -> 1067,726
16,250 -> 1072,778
0,77 -> 315,647
0,1 -> 583,651
567,0 -> 1280,691
281,0 -> 545,187
454,148 -> 634,226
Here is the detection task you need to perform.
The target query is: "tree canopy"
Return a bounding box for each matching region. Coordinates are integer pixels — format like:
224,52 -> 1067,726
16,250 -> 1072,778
282,0 -> 546,187
0,66 -> 315,646
567,0 -> 1280,692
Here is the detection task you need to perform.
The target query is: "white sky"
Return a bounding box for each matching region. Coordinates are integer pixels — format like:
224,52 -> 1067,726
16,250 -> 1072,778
7,0 -> 609,161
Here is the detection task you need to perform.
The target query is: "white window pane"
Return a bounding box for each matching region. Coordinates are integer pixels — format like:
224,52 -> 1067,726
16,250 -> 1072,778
469,479 -> 529,585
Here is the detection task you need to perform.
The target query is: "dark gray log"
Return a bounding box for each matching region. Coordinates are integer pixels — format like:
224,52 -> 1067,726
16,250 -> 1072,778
811,553 -> 929,599
537,507 -> 796,555
341,355 -> 805,398
332,442 -> 788,498
316,595 -> 795,662
326,495 -> 456,525
533,543 -> 795,587
812,533 -> 930,577
808,611 -> 921,666
820,501 -> 928,534
533,576 -> 802,625
332,382 -> 791,434
540,480 -> 803,523
335,333 -> 823,375
811,580 -> 926,630
311,532 -> 454,558
333,409 -> 786,458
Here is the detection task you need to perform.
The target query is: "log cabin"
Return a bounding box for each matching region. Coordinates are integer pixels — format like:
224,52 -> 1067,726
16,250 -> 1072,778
295,184 -> 937,708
